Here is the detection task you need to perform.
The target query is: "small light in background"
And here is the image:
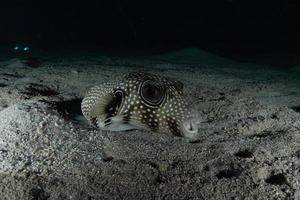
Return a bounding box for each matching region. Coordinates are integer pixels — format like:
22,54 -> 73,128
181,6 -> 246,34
23,47 -> 30,51
14,46 -> 20,50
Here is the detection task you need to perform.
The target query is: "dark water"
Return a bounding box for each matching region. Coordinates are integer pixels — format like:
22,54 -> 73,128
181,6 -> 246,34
1,0 -> 300,68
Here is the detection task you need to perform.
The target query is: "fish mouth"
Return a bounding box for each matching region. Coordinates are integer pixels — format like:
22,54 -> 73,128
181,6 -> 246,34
179,119 -> 199,139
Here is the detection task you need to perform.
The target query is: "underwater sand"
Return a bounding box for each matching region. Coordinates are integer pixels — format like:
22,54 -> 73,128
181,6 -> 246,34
0,48 -> 300,199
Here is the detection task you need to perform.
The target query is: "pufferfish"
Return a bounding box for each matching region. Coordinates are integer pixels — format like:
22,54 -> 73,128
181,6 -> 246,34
81,72 -> 198,138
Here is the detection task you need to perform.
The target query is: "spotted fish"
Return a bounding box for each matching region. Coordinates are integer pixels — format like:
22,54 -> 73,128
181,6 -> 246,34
81,72 -> 198,138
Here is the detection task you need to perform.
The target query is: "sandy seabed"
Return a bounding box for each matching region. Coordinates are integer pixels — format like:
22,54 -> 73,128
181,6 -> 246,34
0,48 -> 300,200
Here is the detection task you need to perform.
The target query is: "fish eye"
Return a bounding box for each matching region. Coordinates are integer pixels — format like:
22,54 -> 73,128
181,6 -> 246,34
140,80 -> 164,106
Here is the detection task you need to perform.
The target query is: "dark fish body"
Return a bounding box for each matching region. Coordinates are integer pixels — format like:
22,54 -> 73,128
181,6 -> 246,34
81,72 -> 198,138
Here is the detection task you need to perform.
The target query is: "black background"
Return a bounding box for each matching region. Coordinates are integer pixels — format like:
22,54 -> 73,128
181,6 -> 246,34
0,0 -> 300,66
